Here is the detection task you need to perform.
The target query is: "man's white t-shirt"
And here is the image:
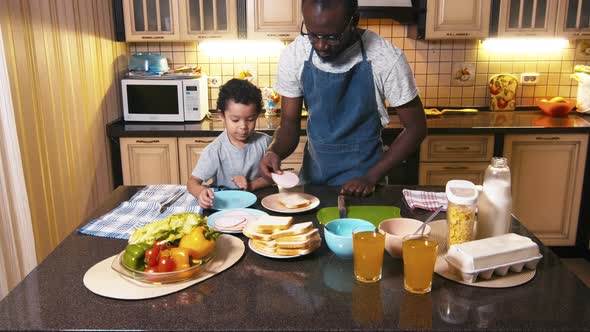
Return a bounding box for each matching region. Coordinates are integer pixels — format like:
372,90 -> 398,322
274,29 -> 418,126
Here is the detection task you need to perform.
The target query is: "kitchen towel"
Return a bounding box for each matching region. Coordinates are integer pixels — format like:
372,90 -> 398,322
78,184 -> 202,240
402,189 -> 447,211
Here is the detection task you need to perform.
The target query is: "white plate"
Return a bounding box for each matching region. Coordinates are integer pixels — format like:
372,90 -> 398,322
207,208 -> 268,233
261,193 -> 320,213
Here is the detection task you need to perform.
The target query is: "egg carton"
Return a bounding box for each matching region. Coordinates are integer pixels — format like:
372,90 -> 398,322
445,254 -> 543,283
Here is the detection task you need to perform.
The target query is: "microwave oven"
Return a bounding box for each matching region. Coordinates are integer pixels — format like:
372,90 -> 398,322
121,76 -> 209,122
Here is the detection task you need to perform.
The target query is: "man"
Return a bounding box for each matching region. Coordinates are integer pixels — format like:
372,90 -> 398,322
260,0 -> 426,196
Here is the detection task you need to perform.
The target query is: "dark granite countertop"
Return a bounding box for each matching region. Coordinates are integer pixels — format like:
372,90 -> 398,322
107,111 -> 590,138
1,185 -> 589,331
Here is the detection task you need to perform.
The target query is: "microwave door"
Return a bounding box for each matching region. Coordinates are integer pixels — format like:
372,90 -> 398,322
123,82 -> 184,122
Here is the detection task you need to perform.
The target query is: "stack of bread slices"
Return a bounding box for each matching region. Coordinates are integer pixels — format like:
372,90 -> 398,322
243,216 -> 321,256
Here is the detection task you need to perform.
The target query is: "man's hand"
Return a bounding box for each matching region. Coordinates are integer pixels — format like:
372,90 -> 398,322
340,176 -> 376,197
260,150 -> 282,180
231,176 -> 248,190
198,188 -> 215,209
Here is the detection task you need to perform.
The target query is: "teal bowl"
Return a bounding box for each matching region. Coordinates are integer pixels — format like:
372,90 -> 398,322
324,218 -> 374,258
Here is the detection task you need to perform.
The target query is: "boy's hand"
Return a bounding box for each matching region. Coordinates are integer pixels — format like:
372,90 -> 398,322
231,176 -> 248,190
198,188 -> 215,209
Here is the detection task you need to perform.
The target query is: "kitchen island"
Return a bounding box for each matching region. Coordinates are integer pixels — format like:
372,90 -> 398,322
0,185 -> 589,331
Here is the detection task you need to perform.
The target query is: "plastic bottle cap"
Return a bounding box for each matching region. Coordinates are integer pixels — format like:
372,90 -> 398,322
446,180 -> 479,205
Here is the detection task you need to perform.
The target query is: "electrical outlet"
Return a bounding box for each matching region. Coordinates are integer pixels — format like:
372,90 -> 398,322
208,76 -> 221,88
520,73 -> 540,85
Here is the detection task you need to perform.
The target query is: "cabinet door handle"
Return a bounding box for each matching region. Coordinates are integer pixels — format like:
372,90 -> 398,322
444,146 -> 470,151
445,32 -> 470,36
535,136 -> 560,140
141,36 -> 165,39
136,139 -> 160,143
443,166 -> 468,170
573,33 -> 590,36
193,140 -> 214,143
266,33 -> 290,37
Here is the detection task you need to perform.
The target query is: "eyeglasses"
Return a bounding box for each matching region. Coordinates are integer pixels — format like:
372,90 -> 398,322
300,16 -> 354,46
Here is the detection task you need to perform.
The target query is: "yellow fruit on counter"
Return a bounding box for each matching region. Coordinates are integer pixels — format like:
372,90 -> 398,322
549,96 -> 568,103
540,98 -> 549,103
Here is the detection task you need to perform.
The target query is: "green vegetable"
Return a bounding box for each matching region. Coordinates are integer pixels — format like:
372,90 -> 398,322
122,243 -> 150,271
128,213 -> 207,246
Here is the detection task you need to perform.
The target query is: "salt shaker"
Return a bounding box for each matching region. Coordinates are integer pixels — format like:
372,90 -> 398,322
476,157 -> 512,239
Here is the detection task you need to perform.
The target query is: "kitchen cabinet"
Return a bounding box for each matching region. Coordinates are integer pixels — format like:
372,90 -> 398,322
178,0 -> 238,40
178,137 -> 216,185
246,0 -> 303,39
281,136 -> 307,173
120,137 -> 180,185
122,134 -> 307,186
122,0 -> 180,41
122,0 -> 237,41
503,133 -> 588,246
424,0 -> 491,39
497,0 -> 559,37
418,134 -> 494,185
556,0 -> 590,39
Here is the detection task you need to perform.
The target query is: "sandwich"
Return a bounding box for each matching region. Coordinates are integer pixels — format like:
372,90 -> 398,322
244,220 -> 321,257
278,193 -> 311,209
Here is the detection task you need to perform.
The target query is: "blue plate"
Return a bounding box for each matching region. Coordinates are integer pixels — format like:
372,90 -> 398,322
211,190 -> 257,210
207,208 -> 268,233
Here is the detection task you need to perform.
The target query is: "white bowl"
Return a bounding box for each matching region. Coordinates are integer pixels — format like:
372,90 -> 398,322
378,218 -> 431,258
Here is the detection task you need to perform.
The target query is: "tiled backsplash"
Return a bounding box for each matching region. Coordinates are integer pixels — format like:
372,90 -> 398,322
129,19 -> 590,110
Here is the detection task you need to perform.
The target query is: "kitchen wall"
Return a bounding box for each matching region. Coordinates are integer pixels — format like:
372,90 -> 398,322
0,0 -> 128,262
130,18 -> 590,110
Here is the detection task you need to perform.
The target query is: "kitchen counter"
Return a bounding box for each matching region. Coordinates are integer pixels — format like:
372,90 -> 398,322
107,111 -> 590,137
0,185 -> 589,331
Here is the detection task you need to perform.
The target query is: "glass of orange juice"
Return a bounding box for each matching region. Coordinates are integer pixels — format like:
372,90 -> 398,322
402,234 -> 438,294
353,226 -> 385,283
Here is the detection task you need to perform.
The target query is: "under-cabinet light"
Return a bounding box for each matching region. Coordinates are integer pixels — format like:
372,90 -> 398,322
199,40 -> 285,57
481,38 -> 569,53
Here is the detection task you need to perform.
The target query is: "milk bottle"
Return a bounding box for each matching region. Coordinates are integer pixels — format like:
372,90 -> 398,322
476,157 -> 512,239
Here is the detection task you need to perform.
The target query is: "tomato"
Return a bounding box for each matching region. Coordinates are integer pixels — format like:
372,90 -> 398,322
144,266 -> 158,273
144,246 -> 160,267
157,251 -> 176,272
179,226 -> 219,259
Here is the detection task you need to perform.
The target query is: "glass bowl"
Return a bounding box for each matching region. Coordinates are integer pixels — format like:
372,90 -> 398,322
535,97 -> 576,117
111,248 -> 215,284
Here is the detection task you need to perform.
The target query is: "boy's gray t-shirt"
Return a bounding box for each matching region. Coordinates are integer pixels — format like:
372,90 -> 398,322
192,131 -> 272,189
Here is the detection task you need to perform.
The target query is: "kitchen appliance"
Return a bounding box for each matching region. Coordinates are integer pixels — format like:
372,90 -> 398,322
122,76 -> 209,122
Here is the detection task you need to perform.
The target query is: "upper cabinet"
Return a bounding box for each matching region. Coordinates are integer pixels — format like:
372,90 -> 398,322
497,0 -> 559,37
246,0 -> 303,39
556,0 -> 590,39
424,0 -> 491,39
122,0 -> 238,41
178,0 -> 238,40
122,0 -> 181,41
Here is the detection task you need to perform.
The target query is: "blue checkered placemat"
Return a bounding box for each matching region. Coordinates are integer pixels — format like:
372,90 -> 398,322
78,184 -> 203,240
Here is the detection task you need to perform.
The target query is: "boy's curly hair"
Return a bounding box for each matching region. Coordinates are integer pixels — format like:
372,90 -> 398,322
216,78 -> 263,114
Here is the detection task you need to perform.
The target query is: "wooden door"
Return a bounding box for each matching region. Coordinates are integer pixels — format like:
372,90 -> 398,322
121,137 -> 179,185
425,0 -> 491,39
246,0 -> 303,39
178,136 -> 217,185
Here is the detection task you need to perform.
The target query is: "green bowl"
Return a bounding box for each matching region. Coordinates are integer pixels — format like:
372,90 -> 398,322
316,206 -> 400,226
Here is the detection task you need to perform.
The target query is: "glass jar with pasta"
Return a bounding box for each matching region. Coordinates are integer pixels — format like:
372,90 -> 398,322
445,180 -> 479,247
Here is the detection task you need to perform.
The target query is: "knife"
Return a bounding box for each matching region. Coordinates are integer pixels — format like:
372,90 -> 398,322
159,190 -> 184,213
337,195 -> 347,219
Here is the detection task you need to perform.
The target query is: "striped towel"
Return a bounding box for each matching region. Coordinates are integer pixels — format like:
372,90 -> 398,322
78,184 -> 203,240
402,189 -> 447,211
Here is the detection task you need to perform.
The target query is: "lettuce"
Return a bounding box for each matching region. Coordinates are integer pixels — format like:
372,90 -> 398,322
128,212 -> 207,245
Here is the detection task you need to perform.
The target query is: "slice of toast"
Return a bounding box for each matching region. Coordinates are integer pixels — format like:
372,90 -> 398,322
242,224 -> 274,241
278,193 -> 311,209
271,221 -> 314,239
250,215 -> 293,233
274,228 -> 320,246
275,239 -> 321,256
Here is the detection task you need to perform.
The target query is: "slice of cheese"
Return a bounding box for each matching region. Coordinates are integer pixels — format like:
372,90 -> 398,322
445,233 -> 541,273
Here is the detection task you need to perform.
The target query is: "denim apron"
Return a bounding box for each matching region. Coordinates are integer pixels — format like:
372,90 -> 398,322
300,38 -> 382,185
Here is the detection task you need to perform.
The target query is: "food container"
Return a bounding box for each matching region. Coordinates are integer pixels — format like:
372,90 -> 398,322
446,180 -> 478,247
128,53 -> 169,74
445,233 -> 543,283
535,97 -> 576,117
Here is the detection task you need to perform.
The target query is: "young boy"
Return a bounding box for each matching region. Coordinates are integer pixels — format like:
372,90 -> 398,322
187,78 -> 273,209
